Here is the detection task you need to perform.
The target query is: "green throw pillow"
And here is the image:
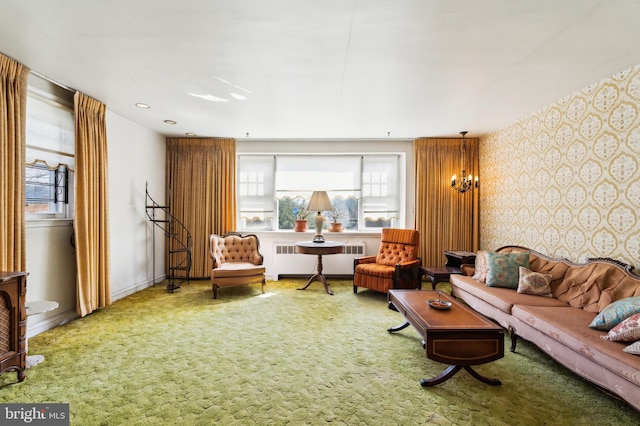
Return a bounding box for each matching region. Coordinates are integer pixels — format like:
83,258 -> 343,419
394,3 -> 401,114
589,296 -> 640,331
485,251 -> 530,289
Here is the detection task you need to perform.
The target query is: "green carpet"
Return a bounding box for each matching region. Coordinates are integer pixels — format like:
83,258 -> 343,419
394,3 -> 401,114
2,279 -> 639,425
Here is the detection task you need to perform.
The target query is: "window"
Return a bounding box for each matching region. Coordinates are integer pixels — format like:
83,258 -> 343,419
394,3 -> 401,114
25,163 -> 69,213
237,154 -> 403,231
25,76 -> 75,219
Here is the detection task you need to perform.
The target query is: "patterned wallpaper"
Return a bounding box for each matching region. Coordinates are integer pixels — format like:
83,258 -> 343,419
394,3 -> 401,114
480,64 -> 640,267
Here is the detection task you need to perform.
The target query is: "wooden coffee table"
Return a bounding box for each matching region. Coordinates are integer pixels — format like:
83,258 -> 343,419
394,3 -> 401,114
388,289 -> 504,386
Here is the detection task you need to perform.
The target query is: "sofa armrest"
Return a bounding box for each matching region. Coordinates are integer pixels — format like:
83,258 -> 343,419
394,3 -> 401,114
460,263 -> 475,276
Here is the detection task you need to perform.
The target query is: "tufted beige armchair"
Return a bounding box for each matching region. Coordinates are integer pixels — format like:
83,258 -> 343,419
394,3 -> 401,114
209,232 -> 266,299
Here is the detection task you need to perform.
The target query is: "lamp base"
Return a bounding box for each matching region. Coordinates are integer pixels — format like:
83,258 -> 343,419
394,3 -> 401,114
312,235 -> 326,243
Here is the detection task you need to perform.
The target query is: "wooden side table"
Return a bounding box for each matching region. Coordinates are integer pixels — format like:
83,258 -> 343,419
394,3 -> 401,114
295,241 -> 345,295
420,251 -> 476,290
420,266 -> 463,290
444,251 -> 477,268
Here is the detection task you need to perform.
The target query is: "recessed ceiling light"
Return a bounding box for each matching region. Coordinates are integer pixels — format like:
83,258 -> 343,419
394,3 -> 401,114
164,120 -> 177,125
135,103 -> 150,109
186,132 -> 196,136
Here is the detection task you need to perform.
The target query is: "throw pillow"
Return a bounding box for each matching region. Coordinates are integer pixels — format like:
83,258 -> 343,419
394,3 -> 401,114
602,313 -> 640,342
517,266 -> 553,297
624,341 -> 640,356
485,251 -> 530,289
589,296 -> 640,331
471,250 -> 487,283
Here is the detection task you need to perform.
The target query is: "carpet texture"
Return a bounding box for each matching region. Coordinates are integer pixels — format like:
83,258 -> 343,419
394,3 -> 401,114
2,279 -> 639,425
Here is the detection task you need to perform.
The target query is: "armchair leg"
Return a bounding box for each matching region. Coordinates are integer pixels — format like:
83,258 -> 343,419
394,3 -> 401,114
353,285 -> 358,293
261,278 -> 266,294
212,284 -> 218,299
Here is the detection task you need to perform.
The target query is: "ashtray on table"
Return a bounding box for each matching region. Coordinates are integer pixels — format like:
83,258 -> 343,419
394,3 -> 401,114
427,299 -> 452,310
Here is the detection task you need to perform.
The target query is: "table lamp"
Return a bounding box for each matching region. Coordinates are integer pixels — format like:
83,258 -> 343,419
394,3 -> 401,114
307,191 -> 332,243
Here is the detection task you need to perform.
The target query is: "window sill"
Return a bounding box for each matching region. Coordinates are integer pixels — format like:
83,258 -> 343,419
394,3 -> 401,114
26,218 -> 73,228
241,230 -> 381,238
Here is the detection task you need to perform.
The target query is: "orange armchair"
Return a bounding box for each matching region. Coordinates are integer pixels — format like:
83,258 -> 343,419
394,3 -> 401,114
209,232 -> 266,299
353,228 -> 422,294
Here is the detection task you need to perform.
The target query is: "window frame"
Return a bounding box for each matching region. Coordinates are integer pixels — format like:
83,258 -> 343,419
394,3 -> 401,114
25,76 -> 75,221
237,152 -> 405,232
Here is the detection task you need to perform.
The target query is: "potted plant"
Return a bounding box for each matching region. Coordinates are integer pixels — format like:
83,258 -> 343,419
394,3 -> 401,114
293,206 -> 311,232
328,205 -> 345,232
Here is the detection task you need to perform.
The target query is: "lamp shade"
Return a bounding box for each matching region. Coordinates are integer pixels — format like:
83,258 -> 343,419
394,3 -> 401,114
307,191 -> 332,212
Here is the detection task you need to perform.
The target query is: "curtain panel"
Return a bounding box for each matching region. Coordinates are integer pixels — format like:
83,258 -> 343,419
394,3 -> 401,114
74,91 -> 110,317
166,138 -> 236,278
0,53 -> 29,271
414,137 -> 480,267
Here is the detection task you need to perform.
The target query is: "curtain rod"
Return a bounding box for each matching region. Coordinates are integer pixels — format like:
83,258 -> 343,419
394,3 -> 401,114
30,69 -> 76,94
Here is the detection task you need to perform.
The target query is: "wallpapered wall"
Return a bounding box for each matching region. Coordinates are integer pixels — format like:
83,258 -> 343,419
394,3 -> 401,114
480,64 -> 640,267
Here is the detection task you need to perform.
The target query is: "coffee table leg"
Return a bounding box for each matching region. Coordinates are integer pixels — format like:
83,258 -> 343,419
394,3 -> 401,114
420,365 -> 461,386
421,365 -> 501,386
463,366 -> 502,385
387,321 -> 410,333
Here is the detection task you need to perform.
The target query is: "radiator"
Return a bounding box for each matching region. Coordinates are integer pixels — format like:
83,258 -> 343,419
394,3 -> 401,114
271,242 -> 366,280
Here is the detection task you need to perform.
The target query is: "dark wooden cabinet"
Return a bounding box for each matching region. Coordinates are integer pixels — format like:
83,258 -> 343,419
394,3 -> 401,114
0,272 -> 27,382
444,251 -> 477,268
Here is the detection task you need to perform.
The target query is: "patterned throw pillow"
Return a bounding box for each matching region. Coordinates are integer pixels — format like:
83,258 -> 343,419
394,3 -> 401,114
624,341 -> 640,355
517,266 -> 553,297
589,296 -> 640,331
471,250 -> 487,283
485,251 -> 530,289
602,313 -> 640,342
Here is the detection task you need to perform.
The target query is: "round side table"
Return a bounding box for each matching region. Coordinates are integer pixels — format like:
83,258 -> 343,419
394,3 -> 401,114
25,300 -> 59,368
295,241 -> 345,295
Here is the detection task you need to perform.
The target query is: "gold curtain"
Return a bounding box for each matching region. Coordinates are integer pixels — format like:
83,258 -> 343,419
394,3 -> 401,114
74,92 -> 110,317
0,53 -> 29,271
166,138 -> 236,278
414,137 -> 480,267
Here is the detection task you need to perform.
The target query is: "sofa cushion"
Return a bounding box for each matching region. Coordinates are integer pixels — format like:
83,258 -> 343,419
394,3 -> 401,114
450,275 -> 569,314
602,313 -> 640,342
517,266 -> 553,297
212,262 -> 266,278
511,304 -> 640,385
471,250 -> 487,283
554,264 -> 640,313
590,296 -> 640,331
625,341 -> 640,355
485,251 -> 530,289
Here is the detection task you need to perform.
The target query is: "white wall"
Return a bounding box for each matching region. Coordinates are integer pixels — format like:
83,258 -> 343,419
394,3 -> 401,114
107,111 -> 166,299
26,111 -> 166,337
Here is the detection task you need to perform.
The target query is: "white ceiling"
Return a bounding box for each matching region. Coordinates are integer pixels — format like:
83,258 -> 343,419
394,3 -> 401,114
1,0 -> 640,140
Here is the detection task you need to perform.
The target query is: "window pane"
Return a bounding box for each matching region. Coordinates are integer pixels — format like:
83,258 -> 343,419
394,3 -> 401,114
237,153 -> 403,231
237,156 -> 275,230
25,84 -> 75,219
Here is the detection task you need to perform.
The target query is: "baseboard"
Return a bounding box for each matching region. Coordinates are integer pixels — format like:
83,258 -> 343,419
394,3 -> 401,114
27,309 -> 78,338
111,274 -> 167,302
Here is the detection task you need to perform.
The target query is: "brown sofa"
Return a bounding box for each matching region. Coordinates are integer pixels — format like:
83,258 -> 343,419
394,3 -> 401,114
450,245 -> 640,411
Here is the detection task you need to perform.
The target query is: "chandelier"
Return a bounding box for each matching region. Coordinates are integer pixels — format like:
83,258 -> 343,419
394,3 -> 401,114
450,131 -> 478,193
